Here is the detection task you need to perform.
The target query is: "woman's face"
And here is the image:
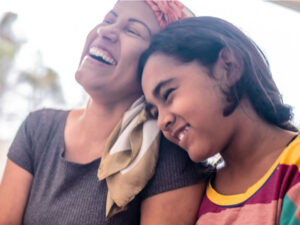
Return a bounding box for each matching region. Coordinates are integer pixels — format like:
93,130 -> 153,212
142,53 -> 236,162
76,1 -> 160,101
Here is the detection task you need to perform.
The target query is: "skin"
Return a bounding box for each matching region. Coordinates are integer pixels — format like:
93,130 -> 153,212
142,53 -> 233,162
0,2 -> 203,225
142,52 -> 297,195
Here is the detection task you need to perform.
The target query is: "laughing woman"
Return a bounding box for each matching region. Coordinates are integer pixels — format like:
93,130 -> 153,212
139,17 -> 299,224
0,2 -> 211,225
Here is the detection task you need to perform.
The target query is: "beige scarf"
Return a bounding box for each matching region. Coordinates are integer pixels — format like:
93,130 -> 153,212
98,96 -> 161,218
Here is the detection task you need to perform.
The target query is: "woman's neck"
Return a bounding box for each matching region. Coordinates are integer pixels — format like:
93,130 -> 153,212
63,96 -> 140,163
78,97 -> 138,138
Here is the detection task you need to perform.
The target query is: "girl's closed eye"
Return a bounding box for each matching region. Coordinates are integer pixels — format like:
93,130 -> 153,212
163,88 -> 176,103
146,105 -> 158,119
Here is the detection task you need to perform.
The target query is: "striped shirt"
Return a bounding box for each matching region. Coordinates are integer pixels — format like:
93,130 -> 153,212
197,134 -> 300,225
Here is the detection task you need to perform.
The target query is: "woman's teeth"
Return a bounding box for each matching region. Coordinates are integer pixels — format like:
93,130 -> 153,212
89,47 -> 117,65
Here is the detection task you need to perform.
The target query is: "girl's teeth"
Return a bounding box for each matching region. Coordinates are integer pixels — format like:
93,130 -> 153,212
178,126 -> 190,142
178,133 -> 185,141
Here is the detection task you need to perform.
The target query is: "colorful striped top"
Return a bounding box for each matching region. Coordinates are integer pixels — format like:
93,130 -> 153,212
197,135 -> 300,225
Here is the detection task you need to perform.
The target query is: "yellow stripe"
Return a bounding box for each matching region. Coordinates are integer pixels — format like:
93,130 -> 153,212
207,134 -> 300,206
280,137 -> 300,168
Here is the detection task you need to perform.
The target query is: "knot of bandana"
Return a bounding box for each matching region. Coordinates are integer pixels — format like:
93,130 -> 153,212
145,0 -> 194,29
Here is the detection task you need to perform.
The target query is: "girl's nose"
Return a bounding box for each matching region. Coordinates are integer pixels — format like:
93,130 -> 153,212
157,111 -> 175,132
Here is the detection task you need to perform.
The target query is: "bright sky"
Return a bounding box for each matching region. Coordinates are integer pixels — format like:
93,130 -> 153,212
1,0 -> 300,136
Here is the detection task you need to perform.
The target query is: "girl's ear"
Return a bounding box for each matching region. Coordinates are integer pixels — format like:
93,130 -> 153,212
212,47 -> 243,87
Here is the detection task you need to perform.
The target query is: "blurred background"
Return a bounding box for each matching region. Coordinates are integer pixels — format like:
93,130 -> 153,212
1,0 -> 300,179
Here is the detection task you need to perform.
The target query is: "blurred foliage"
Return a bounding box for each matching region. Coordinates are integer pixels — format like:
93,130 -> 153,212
0,12 -> 65,120
0,12 -> 19,98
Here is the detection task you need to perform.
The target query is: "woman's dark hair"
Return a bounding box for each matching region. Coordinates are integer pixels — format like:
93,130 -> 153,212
138,16 -> 297,131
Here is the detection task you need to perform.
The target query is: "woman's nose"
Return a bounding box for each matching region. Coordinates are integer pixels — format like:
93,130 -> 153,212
96,26 -> 118,43
157,111 -> 175,132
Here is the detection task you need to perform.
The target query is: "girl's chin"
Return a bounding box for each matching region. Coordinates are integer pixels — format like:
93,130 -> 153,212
187,148 -> 211,163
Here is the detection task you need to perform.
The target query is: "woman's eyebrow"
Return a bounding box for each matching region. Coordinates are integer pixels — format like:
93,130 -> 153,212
110,10 -> 118,18
110,10 -> 151,36
153,78 -> 175,98
128,18 -> 152,36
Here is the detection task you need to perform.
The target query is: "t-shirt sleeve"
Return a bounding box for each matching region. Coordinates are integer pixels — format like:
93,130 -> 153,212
7,112 -> 39,175
140,136 -> 212,199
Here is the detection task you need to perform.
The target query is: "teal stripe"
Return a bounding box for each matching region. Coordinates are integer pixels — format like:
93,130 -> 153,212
280,195 -> 300,225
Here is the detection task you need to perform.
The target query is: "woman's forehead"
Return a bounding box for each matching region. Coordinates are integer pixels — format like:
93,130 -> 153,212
112,0 -> 160,33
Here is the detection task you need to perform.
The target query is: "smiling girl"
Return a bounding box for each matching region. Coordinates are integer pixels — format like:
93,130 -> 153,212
139,17 -> 300,224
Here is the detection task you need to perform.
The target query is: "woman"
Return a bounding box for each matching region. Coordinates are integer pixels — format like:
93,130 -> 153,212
0,2 -> 210,225
139,17 -> 299,224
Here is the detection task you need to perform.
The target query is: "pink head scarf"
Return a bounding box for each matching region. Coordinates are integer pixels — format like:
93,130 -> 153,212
145,0 -> 195,29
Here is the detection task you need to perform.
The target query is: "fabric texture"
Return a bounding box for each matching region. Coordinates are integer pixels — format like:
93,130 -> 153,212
145,0 -> 195,29
196,134 -> 300,225
98,96 -> 160,218
8,108 -> 204,225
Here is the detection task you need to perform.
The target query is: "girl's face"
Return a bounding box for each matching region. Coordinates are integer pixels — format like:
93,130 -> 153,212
76,1 -> 160,101
142,53 -> 236,162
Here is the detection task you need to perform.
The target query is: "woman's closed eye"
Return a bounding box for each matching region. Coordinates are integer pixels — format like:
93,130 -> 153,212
126,22 -> 150,40
102,14 -> 115,25
126,27 -> 140,36
103,19 -> 114,25
102,11 -> 116,25
125,25 -> 144,38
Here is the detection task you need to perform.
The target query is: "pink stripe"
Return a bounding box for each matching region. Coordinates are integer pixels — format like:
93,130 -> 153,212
197,200 -> 281,225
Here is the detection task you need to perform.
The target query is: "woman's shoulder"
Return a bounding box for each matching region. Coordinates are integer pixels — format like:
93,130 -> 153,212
23,108 -> 70,142
27,108 -> 69,123
7,108 -> 70,174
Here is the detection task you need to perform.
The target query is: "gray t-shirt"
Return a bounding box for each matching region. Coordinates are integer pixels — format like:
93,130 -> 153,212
8,109 -> 204,225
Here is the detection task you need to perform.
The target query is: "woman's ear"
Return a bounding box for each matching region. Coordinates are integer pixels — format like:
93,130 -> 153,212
212,48 -> 243,87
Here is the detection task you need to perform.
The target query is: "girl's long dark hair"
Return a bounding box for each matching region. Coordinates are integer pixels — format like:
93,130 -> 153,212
138,17 -> 297,131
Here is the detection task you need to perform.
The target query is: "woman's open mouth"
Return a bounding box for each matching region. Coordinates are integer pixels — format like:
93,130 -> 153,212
89,47 -> 117,65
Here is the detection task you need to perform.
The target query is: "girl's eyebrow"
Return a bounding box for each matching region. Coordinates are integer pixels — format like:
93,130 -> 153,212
152,78 -> 175,98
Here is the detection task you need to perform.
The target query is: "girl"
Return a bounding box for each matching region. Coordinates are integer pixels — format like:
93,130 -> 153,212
139,16 -> 299,224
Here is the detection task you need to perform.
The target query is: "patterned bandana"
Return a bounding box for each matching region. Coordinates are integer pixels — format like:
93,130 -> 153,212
145,0 -> 195,29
